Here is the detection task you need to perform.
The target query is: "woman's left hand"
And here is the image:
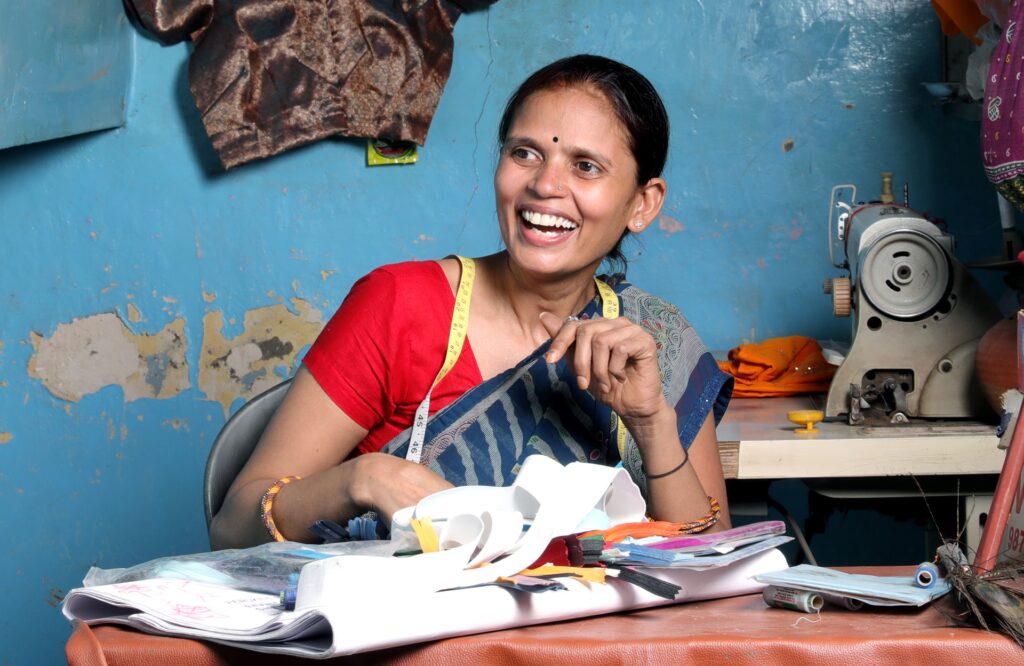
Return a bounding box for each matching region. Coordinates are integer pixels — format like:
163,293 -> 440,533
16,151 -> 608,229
539,312 -> 668,422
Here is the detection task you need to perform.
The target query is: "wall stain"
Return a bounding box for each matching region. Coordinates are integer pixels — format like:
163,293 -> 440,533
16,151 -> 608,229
782,138 -> 795,152
658,215 -> 686,235
320,269 -> 336,281
0,433 -> 12,444
46,588 -> 65,608
27,312 -> 189,402
199,298 -> 323,416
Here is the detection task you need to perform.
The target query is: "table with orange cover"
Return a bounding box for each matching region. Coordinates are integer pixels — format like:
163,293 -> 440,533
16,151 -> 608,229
66,567 -> 1019,665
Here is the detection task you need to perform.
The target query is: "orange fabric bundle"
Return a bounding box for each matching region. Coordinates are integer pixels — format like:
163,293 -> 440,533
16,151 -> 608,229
718,335 -> 835,398
931,0 -> 988,45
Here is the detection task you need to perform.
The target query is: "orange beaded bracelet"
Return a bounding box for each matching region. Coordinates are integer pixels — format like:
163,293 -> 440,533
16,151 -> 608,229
260,475 -> 301,542
679,496 -> 721,534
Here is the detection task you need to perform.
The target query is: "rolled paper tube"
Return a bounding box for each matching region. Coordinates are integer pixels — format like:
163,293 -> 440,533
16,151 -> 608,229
915,561 -> 939,588
762,585 -> 824,613
821,592 -> 864,611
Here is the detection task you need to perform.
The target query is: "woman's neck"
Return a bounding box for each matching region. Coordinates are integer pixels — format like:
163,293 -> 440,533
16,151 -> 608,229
478,252 -> 598,345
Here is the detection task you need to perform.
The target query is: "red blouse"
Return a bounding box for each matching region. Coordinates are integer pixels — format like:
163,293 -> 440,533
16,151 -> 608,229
303,261 -> 483,455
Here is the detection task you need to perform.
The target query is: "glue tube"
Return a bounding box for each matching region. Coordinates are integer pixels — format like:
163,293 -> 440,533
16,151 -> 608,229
915,561 -> 939,589
762,585 -> 824,613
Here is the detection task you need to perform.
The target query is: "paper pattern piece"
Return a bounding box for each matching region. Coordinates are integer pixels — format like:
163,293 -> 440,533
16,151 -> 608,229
64,456 -> 789,657
65,550 -> 788,658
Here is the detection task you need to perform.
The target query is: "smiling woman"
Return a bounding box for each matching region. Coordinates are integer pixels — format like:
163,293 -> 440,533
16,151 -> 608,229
209,55 -> 734,550
495,85 -> 664,281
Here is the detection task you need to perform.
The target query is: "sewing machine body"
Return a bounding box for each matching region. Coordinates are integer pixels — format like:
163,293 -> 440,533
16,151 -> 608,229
824,180 -> 1000,424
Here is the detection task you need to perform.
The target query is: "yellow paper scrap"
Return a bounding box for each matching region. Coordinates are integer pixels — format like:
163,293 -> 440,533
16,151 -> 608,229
409,517 -> 439,553
519,565 -> 607,584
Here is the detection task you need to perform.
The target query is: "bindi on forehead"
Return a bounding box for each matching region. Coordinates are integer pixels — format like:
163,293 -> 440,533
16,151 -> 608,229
552,136 -> 558,143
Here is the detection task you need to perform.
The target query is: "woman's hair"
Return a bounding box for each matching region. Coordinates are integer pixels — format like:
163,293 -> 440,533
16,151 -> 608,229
497,55 -> 670,273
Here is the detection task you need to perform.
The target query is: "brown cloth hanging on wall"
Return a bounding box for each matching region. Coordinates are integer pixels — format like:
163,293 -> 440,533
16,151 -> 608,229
124,0 -> 498,169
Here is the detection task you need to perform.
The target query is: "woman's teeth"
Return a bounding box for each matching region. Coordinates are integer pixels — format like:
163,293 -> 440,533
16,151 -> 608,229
521,210 -> 578,235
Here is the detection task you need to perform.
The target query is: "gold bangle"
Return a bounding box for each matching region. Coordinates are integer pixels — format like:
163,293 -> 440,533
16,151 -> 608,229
260,475 -> 301,542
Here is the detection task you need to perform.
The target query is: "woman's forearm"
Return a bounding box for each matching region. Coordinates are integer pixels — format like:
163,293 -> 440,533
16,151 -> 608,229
210,459 -> 368,549
622,404 -> 716,525
209,453 -> 455,549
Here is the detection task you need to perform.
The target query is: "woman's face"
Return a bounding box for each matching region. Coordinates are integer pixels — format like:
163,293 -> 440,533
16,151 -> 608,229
494,85 -> 650,281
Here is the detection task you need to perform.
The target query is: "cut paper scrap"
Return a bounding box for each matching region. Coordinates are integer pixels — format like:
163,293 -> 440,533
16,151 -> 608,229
409,518 -> 439,553
520,565 -> 607,584
304,455 -> 646,606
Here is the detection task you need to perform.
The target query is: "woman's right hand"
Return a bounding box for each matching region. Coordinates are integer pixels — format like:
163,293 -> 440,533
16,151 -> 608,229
353,453 -> 454,522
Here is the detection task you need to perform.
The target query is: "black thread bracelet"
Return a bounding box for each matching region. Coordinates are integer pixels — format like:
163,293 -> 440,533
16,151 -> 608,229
642,449 -> 689,480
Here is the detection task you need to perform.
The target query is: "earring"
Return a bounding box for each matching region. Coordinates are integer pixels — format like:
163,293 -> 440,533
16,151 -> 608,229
633,220 -> 643,229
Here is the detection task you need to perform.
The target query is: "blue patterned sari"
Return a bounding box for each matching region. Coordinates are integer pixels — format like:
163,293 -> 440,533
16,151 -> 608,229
381,276 -> 732,497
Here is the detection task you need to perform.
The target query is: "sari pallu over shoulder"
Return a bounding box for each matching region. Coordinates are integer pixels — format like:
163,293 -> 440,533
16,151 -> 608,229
381,277 -> 732,498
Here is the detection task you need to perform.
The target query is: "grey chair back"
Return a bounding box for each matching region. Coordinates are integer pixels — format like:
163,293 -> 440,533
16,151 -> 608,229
204,379 -> 291,529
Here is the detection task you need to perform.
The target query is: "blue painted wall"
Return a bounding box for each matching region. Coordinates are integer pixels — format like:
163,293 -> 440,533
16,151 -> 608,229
0,0 -> 132,150
0,1 -> 1003,662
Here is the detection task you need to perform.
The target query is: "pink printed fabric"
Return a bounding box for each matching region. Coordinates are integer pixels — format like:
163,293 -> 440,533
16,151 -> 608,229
983,1 -> 1024,210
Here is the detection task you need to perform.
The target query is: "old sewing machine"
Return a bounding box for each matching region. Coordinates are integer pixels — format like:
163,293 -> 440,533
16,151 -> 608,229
822,173 -> 1001,425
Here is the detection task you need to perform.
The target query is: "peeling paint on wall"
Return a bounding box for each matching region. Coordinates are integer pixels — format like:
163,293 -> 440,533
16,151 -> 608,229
199,299 -> 323,416
162,418 -> 189,431
27,313 -> 189,402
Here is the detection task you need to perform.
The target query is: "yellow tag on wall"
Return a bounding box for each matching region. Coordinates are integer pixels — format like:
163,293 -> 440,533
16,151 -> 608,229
367,139 -> 419,166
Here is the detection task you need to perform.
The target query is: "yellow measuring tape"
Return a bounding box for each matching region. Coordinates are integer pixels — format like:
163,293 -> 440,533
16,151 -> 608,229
593,279 -> 629,462
405,257 -> 627,465
406,256 -> 475,465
